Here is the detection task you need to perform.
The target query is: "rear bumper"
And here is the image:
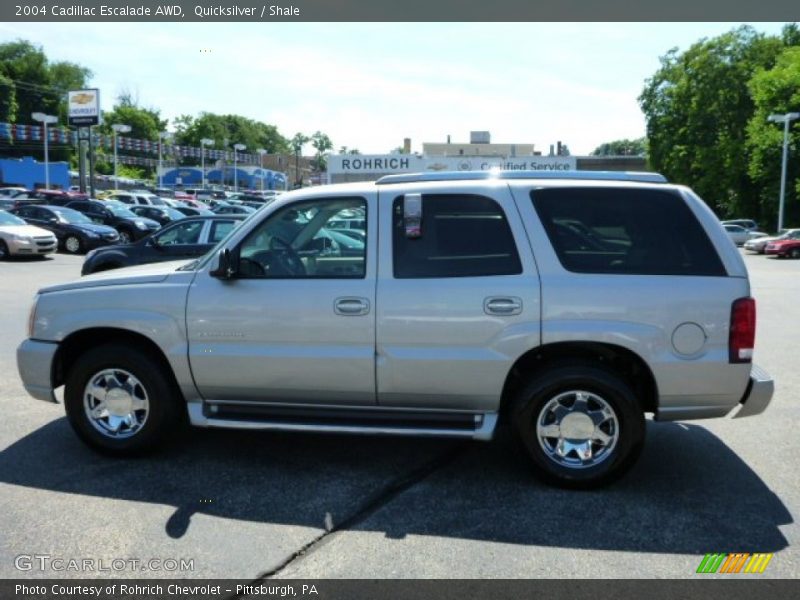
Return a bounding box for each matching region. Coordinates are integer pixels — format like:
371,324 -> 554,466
16,339 -> 59,403
732,364 -> 774,419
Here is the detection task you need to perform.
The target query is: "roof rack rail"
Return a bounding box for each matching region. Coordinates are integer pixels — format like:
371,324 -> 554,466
375,170 -> 668,185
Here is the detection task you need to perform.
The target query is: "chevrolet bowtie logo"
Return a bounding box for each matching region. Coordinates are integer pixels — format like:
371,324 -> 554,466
71,93 -> 95,104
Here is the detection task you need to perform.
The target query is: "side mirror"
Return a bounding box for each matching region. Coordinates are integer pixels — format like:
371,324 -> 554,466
209,248 -> 237,280
403,193 -> 423,238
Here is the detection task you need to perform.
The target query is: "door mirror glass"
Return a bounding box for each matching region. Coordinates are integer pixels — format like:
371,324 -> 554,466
403,193 -> 422,238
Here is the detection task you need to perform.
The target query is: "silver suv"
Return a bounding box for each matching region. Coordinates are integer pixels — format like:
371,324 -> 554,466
17,171 -> 774,488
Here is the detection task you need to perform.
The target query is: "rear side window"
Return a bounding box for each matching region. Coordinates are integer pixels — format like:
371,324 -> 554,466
531,187 -> 726,276
392,194 -> 522,278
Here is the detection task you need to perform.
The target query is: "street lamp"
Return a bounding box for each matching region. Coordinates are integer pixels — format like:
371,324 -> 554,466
257,148 -> 266,193
200,138 -> 213,188
768,112 -> 800,232
111,123 -> 132,190
157,131 -> 171,189
31,112 -> 57,189
233,143 -> 246,192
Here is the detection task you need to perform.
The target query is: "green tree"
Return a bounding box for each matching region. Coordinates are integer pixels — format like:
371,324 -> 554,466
592,137 -> 647,156
639,26 -> 789,218
290,133 -> 310,187
174,112 -> 289,156
746,46 -> 800,229
0,73 -> 17,122
97,94 -> 168,141
310,131 -> 333,171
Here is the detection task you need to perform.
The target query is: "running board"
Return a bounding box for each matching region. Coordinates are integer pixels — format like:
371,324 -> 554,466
187,403 -> 498,441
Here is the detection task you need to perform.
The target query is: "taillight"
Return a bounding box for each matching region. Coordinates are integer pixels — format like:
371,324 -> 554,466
729,297 -> 756,363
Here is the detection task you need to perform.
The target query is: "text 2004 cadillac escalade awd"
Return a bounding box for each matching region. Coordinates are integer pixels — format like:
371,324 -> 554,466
17,171 -> 774,488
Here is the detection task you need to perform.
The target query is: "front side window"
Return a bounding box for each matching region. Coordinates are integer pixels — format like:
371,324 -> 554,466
156,221 -> 204,245
236,197 -> 366,279
531,187 -> 726,276
209,220 -> 237,243
392,194 -> 522,278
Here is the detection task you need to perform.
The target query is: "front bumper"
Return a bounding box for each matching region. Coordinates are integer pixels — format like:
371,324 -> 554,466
733,364 -> 774,418
8,238 -> 57,255
17,339 -> 59,403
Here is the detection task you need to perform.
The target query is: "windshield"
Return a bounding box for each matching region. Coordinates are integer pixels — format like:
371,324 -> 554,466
106,204 -> 137,218
165,207 -> 186,220
0,210 -> 25,226
53,207 -> 92,224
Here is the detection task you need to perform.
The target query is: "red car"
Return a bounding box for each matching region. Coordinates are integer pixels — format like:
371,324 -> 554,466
765,238 -> 800,258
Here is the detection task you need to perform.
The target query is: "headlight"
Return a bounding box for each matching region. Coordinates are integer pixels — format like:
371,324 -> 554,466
12,234 -> 32,243
27,295 -> 39,338
135,220 -> 148,230
85,231 -> 99,238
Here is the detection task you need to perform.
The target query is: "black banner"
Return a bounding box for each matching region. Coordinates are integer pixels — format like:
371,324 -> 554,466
2,0 -> 800,22
2,579 -> 799,600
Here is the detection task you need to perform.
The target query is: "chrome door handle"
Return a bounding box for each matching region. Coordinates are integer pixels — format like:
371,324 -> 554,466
484,296 -> 523,316
334,297 -> 370,316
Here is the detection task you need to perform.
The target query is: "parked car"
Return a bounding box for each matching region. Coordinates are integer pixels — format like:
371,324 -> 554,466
213,204 -> 256,215
15,189 -> 88,204
764,238 -> 800,259
743,228 -> 800,254
11,204 -> 119,253
0,209 -> 57,259
0,198 -> 16,210
128,205 -> 187,226
81,215 -> 244,275
723,224 -> 767,246
722,219 -> 760,231
16,171 -> 774,489
173,205 -> 215,217
103,191 -> 169,207
0,186 -> 27,198
65,199 -> 160,244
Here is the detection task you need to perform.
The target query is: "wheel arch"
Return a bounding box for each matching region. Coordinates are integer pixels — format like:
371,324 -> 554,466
53,327 -> 183,405
500,341 -> 658,421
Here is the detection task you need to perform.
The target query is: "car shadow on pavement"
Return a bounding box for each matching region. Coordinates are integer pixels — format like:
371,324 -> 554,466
0,418 -> 791,554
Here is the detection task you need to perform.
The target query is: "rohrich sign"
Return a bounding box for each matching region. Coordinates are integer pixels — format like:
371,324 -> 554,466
328,154 -> 576,175
67,89 -> 101,126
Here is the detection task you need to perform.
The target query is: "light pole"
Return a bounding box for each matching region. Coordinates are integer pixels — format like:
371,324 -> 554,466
768,112 -> 800,232
111,123 -> 131,190
201,138 -> 213,188
157,131 -> 170,189
257,148 -> 266,192
233,143 -> 246,192
31,112 -> 57,189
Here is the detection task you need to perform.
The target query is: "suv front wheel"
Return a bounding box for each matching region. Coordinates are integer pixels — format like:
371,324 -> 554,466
64,343 -> 182,455
512,364 -> 645,489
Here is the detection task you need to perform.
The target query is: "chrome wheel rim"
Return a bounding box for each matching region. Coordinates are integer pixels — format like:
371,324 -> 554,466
65,237 -> 80,253
83,368 -> 149,439
536,390 -> 619,469
118,231 -> 131,244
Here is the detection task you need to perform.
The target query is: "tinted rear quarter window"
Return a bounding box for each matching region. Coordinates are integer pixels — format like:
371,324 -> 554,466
531,187 -> 726,276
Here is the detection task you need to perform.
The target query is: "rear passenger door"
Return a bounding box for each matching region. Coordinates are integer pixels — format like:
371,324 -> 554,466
375,183 -> 540,412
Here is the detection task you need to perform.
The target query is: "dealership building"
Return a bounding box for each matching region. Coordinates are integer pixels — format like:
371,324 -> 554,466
326,132 -> 646,184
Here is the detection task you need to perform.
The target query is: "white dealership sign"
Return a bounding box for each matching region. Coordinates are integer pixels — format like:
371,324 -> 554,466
328,154 -> 576,175
67,89 -> 101,126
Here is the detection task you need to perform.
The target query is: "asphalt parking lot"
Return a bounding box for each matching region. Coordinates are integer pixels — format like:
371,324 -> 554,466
0,252 -> 797,580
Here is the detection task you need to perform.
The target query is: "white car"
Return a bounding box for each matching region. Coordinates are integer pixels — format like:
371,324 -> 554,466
724,224 -> 767,246
743,228 -> 800,254
0,209 -> 57,258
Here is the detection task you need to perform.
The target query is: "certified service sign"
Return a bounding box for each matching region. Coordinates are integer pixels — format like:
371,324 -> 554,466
68,89 -> 101,126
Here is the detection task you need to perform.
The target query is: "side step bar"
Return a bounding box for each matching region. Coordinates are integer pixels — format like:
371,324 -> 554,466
187,403 -> 498,441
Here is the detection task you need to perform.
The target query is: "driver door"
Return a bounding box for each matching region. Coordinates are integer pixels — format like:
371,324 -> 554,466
186,193 -> 376,405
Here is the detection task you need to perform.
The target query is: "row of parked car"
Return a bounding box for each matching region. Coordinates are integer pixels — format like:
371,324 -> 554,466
0,186 -> 283,263
721,219 -> 800,258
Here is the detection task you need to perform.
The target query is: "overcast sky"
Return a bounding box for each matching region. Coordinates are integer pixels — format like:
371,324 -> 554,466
0,22 -> 789,155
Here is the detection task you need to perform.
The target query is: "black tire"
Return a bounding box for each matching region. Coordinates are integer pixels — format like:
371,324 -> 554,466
0,240 -> 9,260
64,343 -> 183,456
511,364 -> 645,489
63,235 -> 82,254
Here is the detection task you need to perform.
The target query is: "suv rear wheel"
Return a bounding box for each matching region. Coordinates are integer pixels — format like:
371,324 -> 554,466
512,364 -> 645,489
64,343 -> 182,455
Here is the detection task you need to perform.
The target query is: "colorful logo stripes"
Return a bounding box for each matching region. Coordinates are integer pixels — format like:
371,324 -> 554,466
696,553 -> 773,574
